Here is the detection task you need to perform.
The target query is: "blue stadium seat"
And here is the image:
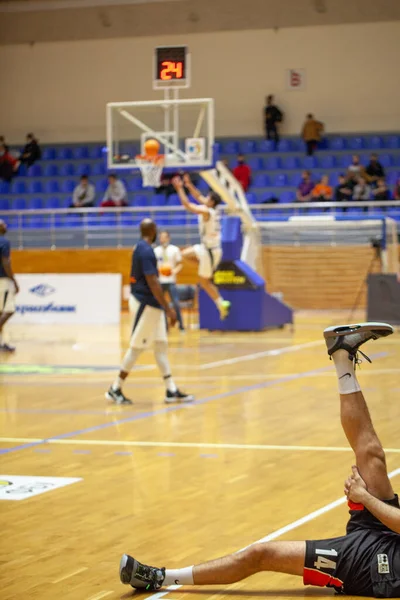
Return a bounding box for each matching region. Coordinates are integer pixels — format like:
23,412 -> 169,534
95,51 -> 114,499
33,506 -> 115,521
278,139 -> 292,152
44,197 -> 62,210
30,181 -> 43,194
72,146 -> 89,160
64,214 -> 81,227
347,137 -> 364,150
0,181 -> 10,194
279,191 -> 296,203
42,147 -> 56,160
95,180 -> 108,193
149,195 -> 166,207
368,136 -> 383,149
76,163 -> 91,177
329,171 -> 341,186
257,140 -> 275,153
129,178 -> 143,191
134,194 -> 149,207
27,164 -> 43,177
394,155 -> 400,167
45,180 -> 60,193
88,145 -> 104,160
245,193 -> 257,204
379,154 -> 393,167
121,214 -> 134,227
320,155 -> 336,169
265,156 -> 281,170
30,197 -> 43,210
247,157 -> 263,170
0,199 -> 10,210
44,164 -> 59,177
57,147 -> 73,160
221,141 -> 239,154
340,154 -> 353,168
166,194 -> 181,206
13,181 -> 27,194
274,174 -> 288,186
302,156 -> 317,169
387,136 -> 400,149
92,162 -> 107,176
59,164 -> 75,177
291,172 -> 303,186
329,137 -> 345,150
240,140 -> 257,153
253,173 -> 269,187
387,172 -> 399,186
14,198 -> 27,210
281,156 -> 300,170
290,139 -> 304,152
62,180 -> 76,193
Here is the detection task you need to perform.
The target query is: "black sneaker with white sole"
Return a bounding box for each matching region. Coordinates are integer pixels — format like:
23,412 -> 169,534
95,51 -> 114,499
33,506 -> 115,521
0,343 -> 16,352
164,389 -> 195,404
324,322 -> 394,363
105,386 -> 133,405
119,554 -> 165,590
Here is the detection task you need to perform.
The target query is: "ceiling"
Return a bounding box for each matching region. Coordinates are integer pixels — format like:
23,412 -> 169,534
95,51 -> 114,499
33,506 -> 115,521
0,0 -> 399,45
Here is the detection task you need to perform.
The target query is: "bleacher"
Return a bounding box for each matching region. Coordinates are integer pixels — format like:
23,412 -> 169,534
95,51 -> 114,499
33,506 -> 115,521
1,133 -> 400,227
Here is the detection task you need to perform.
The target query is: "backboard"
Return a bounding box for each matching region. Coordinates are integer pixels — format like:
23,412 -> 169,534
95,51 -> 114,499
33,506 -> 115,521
106,98 -> 215,172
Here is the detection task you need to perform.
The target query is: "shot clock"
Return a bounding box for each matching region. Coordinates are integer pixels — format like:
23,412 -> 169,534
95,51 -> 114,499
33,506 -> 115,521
153,46 -> 190,89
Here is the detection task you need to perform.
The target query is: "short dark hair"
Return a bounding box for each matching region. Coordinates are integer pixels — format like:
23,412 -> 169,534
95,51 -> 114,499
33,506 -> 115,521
27,132 -> 34,139
307,113 -> 313,119
108,173 -> 117,179
80,174 -> 88,180
210,191 -> 222,207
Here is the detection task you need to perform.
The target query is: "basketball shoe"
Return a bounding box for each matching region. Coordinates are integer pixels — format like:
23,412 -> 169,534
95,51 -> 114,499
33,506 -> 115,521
119,554 -> 165,590
324,322 -> 394,363
164,389 -> 195,404
105,387 -> 133,405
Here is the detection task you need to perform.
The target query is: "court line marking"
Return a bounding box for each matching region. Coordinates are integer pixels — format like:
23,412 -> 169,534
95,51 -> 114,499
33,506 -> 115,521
86,592 -> 113,600
0,352 -> 388,456
144,467 -> 400,600
199,340 -> 324,370
52,566 -> 88,584
2,438 -> 400,454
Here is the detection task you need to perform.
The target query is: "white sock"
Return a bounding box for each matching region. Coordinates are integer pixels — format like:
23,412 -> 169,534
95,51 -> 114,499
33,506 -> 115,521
154,341 -> 177,393
163,566 -> 194,586
215,296 -> 224,308
332,349 -> 361,395
112,348 -> 143,390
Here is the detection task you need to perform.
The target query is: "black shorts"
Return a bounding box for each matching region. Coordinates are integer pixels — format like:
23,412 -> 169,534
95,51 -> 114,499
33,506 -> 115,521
304,495 -> 400,597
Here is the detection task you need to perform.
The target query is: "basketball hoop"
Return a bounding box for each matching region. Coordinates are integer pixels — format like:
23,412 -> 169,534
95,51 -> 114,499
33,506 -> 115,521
135,154 -> 165,188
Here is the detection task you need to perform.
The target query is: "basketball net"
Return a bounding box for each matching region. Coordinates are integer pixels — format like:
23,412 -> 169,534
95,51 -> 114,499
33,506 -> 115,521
135,154 -> 164,188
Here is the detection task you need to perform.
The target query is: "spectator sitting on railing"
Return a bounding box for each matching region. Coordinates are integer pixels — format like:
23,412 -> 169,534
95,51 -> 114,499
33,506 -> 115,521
296,170 -> 314,202
70,175 -> 96,209
353,176 -> 371,201
311,175 -> 333,202
335,174 -> 353,202
365,153 -> 385,184
0,144 -> 19,183
394,178 -> 400,200
301,113 -> 324,156
101,173 -> 128,208
232,154 -> 252,191
371,178 -> 390,201
19,133 -> 41,167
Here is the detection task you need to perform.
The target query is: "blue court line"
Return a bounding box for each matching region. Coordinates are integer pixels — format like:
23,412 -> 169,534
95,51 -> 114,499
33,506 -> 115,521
0,352 -> 388,456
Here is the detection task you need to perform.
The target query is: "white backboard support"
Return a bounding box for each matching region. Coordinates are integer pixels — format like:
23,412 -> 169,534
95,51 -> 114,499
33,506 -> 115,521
106,97 -> 215,171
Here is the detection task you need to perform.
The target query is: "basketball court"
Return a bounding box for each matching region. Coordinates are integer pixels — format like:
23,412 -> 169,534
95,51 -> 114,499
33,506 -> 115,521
1,311 -> 399,600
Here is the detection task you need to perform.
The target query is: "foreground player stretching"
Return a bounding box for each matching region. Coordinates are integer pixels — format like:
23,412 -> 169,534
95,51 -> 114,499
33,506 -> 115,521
120,322 -> 400,597
106,219 -> 193,405
173,174 -> 231,320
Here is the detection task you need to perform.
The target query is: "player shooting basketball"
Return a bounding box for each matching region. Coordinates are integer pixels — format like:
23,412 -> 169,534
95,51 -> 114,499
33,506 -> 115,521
120,322 -> 400,598
172,174 -> 231,321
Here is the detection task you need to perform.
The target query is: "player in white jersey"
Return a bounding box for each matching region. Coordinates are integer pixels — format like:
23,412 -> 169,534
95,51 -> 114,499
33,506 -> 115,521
172,175 -> 230,320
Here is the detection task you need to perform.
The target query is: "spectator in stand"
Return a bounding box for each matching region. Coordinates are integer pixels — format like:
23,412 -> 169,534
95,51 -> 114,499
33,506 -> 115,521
232,154 -> 252,191
394,178 -> 400,200
353,176 -> 371,201
365,153 -> 385,184
372,178 -> 390,201
0,136 -> 9,152
296,170 -> 314,202
0,144 -> 19,183
335,175 -> 353,202
70,175 -> 96,209
101,174 -> 128,208
19,133 -> 41,167
264,95 -> 283,147
311,175 -> 333,202
347,154 -> 365,178
301,114 -> 324,156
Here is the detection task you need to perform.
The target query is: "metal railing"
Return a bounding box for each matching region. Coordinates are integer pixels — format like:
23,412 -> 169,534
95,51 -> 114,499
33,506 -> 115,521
0,200 -> 398,250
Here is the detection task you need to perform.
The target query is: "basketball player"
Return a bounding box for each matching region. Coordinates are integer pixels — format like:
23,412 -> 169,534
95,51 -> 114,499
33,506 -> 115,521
154,230 -> 184,331
0,219 -> 19,352
106,219 -> 194,405
120,322 -> 400,598
172,175 -> 231,320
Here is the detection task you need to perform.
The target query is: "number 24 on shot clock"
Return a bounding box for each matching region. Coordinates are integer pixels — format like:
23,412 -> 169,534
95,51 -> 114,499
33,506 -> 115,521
154,46 -> 190,89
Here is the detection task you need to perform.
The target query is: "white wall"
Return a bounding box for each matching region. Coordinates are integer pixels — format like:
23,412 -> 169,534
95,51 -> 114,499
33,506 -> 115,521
1,21 -> 399,143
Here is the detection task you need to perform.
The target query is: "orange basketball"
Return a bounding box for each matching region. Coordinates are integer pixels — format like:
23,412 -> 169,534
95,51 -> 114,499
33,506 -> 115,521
159,264 -> 172,276
144,138 -> 160,157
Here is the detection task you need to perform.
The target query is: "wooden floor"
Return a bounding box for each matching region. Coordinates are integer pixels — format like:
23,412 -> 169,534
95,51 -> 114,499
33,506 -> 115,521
1,311 -> 399,600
